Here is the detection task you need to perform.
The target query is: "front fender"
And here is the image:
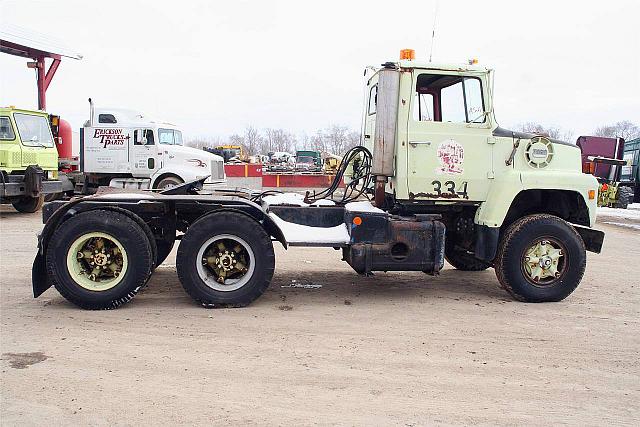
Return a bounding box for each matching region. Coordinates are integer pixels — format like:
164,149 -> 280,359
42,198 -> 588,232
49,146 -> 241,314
475,171 -> 598,228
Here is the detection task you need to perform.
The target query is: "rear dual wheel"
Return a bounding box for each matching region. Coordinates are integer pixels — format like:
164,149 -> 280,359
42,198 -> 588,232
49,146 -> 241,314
176,212 -> 275,307
46,210 -> 154,309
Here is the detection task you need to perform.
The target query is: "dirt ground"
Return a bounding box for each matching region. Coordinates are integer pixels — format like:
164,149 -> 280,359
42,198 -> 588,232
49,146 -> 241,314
0,206 -> 638,426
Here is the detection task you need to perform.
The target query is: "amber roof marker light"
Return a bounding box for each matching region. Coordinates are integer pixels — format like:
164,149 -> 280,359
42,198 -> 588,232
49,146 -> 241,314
400,49 -> 415,60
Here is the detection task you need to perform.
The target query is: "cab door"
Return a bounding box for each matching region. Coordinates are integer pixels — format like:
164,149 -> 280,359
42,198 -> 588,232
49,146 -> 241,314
406,71 -> 493,202
130,129 -> 159,176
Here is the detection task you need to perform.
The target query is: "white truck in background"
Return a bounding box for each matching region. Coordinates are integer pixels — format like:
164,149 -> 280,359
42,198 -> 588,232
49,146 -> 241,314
70,100 -> 224,194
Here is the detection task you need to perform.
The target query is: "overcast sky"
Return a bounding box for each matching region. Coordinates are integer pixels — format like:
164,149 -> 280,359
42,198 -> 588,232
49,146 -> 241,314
1,0 -> 638,142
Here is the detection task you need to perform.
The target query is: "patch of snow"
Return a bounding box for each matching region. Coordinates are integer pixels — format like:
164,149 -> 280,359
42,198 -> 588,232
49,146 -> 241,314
94,193 -> 155,200
262,193 -> 306,207
628,203 -> 640,211
262,192 -> 338,207
345,200 -> 385,213
310,199 -> 336,206
597,206 -> 640,220
269,212 -> 350,244
602,221 -> 640,231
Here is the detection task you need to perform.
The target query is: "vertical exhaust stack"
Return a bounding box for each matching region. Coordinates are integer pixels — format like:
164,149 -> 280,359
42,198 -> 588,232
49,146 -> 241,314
371,68 -> 400,207
88,98 -> 95,127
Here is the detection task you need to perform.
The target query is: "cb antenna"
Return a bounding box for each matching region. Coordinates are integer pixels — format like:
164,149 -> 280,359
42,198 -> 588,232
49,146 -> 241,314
429,0 -> 439,62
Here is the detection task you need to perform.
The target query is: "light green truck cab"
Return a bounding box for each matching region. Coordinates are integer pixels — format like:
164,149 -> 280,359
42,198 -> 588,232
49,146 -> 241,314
0,107 -> 62,212
363,58 -> 603,299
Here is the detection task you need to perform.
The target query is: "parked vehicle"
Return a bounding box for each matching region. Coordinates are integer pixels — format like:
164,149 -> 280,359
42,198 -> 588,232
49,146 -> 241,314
295,150 -> 322,171
204,145 -> 245,163
34,51 -> 604,310
67,100 -> 225,194
620,137 -> 639,203
0,107 -> 64,212
576,136 -> 633,208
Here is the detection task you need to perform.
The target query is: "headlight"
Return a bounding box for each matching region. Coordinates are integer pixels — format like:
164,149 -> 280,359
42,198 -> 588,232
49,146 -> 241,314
210,160 -> 225,181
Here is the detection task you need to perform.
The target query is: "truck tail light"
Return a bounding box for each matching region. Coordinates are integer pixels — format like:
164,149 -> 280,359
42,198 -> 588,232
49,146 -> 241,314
588,190 -> 596,200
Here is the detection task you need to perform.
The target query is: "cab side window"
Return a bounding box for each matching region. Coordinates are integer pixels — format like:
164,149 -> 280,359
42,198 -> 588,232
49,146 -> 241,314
134,129 -> 155,145
0,117 -> 15,140
414,74 -> 485,124
368,84 -> 378,115
98,114 -> 117,124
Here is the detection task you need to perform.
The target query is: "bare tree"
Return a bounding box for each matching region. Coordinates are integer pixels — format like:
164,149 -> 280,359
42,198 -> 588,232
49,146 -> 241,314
309,129 -> 327,152
594,121 -> 640,141
242,126 -> 262,155
345,130 -> 361,152
263,128 -> 297,153
185,136 -> 224,150
518,122 -> 574,142
308,125 -> 360,155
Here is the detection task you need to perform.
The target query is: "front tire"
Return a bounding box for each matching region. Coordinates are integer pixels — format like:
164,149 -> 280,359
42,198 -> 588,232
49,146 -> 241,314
495,214 -> 586,302
46,210 -> 154,309
176,212 -> 275,307
12,195 -> 44,213
154,176 -> 183,190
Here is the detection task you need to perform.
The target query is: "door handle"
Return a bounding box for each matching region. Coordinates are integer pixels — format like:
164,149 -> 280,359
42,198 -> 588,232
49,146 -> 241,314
409,141 -> 432,147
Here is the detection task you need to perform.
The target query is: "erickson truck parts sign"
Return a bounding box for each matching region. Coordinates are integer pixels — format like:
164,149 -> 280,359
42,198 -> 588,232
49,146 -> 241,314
92,128 -> 130,148
84,127 -> 131,173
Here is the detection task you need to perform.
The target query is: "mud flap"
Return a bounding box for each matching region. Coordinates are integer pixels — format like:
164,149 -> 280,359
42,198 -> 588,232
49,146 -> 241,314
32,252 -> 52,298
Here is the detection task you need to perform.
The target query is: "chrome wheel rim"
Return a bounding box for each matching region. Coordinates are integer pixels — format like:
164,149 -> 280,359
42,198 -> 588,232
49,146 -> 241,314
66,232 -> 128,291
196,234 -> 255,292
521,238 -> 566,286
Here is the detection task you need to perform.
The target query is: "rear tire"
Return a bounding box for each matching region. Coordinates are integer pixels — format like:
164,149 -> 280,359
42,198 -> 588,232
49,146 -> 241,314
44,193 -> 61,203
176,212 -> 275,307
613,187 -> 633,209
445,244 -> 491,271
495,214 -> 586,302
46,210 -> 154,309
12,195 -> 44,213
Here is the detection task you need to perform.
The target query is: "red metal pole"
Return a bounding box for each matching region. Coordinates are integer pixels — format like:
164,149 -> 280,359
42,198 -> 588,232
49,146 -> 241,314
35,56 -> 61,111
36,56 -> 46,110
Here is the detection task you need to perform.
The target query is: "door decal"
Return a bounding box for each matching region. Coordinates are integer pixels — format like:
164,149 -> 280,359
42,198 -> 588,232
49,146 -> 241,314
435,139 -> 464,175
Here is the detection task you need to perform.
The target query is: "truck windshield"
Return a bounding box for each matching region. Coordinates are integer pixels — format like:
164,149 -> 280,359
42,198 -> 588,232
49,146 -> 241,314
159,128 -> 183,146
14,113 -> 54,147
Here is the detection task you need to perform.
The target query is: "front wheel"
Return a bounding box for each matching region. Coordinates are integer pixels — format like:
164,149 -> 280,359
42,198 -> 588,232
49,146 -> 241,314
176,212 -> 275,307
154,176 -> 183,190
12,195 -> 44,213
495,214 -> 586,302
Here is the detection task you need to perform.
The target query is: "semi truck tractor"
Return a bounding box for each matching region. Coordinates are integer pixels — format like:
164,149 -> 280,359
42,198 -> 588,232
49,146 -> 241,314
33,51 -> 604,309
66,100 -> 225,194
0,107 -> 64,212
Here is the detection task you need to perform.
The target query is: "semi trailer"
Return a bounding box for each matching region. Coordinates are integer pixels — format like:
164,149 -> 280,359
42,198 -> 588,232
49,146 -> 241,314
33,51 -> 605,309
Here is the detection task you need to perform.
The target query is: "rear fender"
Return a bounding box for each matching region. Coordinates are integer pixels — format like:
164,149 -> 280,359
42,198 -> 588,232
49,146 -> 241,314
193,206 -> 288,249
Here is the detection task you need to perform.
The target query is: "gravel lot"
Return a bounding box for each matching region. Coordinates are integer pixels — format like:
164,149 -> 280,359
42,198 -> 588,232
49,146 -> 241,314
1,206 -> 638,426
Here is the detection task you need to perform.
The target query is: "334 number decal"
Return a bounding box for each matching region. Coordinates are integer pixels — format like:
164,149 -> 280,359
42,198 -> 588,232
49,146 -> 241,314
430,180 -> 469,199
